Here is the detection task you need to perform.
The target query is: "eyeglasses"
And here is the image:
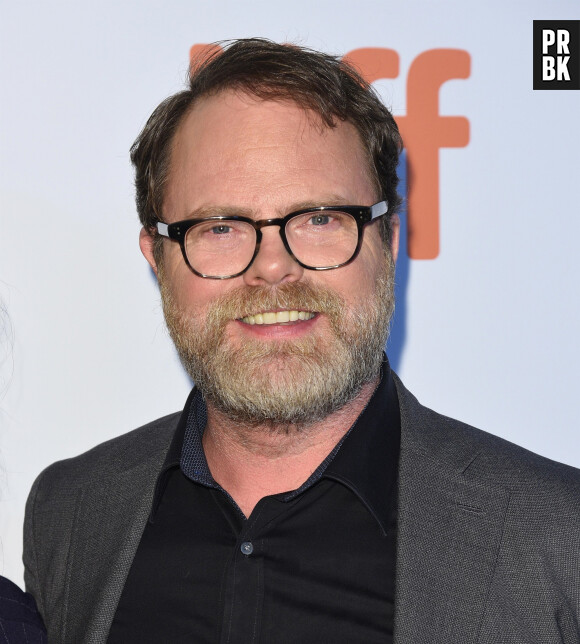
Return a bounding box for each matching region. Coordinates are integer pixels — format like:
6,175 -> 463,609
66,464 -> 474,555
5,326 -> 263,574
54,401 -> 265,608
156,201 -> 388,279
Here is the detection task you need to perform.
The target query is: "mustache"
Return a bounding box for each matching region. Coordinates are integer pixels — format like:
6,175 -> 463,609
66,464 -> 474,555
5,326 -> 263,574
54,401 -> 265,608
205,281 -> 345,329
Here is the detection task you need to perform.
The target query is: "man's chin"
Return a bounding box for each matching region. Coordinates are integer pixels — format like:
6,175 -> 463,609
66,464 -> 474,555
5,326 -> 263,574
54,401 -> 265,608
208,336 -> 332,396
183,335 -> 376,428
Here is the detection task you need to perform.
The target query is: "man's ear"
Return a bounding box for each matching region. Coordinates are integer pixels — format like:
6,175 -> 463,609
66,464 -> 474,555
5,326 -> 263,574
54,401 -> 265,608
139,227 -> 159,276
390,214 -> 400,264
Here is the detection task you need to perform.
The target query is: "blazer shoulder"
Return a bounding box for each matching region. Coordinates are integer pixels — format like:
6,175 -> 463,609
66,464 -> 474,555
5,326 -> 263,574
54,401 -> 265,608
393,372 -> 580,497
31,411 -> 181,493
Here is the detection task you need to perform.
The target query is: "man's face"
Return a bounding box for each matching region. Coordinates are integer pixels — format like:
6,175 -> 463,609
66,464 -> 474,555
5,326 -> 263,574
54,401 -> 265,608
141,90 -> 399,427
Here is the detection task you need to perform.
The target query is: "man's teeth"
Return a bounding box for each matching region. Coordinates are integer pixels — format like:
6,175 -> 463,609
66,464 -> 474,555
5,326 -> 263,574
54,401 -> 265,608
240,311 -> 315,325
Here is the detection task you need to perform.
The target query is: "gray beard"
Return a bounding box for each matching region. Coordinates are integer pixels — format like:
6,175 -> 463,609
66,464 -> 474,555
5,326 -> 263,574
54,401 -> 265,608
160,251 -> 395,429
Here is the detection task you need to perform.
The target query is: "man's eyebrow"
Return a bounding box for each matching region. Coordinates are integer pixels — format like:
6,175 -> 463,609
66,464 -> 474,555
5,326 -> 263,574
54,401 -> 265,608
185,205 -> 255,219
184,196 -> 352,220
288,196 -> 351,211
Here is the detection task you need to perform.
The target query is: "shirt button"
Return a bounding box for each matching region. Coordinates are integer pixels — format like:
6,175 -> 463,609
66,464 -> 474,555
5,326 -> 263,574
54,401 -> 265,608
240,541 -> 254,556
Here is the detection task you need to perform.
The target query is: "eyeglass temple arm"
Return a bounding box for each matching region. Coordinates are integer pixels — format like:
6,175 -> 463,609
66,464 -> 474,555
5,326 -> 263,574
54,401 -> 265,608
157,222 -> 169,237
370,201 -> 389,220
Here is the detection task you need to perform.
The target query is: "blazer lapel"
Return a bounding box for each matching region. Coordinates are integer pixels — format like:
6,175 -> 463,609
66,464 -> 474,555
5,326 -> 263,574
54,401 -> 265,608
394,377 -> 510,644
61,454 -> 166,643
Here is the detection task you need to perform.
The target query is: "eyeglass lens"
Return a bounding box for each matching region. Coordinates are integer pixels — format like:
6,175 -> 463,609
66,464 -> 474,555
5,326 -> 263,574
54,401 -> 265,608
184,210 -> 360,278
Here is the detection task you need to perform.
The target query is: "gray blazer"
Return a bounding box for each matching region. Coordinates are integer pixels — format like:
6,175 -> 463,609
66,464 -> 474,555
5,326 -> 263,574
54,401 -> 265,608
24,375 -> 580,643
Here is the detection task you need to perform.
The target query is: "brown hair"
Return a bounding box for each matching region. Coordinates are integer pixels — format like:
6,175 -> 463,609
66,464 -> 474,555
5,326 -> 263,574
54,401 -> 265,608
130,38 -> 403,260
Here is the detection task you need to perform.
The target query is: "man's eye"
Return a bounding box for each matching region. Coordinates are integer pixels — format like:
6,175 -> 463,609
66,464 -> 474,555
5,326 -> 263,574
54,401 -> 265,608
309,215 -> 331,226
210,225 -> 232,234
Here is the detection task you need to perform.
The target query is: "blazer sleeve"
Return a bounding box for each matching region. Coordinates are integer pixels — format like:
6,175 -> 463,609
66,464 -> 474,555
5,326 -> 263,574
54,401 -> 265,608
23,460 -> 83,642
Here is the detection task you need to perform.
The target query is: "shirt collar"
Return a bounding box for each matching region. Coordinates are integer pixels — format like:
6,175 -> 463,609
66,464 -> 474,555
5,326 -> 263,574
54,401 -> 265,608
148,387 -> 195,520
151,356 -> 400,534
323,359 -> 400,535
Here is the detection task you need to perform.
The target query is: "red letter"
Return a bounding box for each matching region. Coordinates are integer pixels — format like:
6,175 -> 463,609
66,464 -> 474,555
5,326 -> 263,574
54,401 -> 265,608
396,50 -> 470,258
189,44 -> 223,71
343,47 -> 399,83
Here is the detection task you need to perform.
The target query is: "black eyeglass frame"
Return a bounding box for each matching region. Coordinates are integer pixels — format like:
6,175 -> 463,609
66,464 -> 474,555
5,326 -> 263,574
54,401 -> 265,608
156,200 -> 389,279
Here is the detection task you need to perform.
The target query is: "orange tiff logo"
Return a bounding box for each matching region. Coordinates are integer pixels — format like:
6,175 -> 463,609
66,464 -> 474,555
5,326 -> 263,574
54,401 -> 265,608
190,45 -> 470,260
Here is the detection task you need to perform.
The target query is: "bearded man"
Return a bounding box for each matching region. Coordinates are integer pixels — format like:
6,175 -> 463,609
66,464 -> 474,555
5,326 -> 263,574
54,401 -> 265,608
24,39 -> 580,644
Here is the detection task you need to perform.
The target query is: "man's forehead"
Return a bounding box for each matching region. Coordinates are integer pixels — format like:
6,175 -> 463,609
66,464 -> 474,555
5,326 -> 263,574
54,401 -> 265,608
169,89 -> 372,184
175,90 -> 334,140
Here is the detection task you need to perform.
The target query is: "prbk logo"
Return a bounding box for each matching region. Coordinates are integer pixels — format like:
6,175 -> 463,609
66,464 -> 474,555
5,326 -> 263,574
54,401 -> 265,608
533,21 -> 580,90
190,45 -> 471,260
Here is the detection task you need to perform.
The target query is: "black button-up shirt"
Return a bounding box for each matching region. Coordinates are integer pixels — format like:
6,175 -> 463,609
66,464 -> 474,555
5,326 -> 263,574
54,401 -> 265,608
108,361 -> 400,643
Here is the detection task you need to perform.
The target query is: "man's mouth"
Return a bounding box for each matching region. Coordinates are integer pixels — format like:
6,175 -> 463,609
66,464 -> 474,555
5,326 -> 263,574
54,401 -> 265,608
239,310 -> 316,325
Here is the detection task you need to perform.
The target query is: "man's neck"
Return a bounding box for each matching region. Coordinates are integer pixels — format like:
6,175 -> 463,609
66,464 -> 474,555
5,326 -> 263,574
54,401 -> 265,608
201,377 -> 379,518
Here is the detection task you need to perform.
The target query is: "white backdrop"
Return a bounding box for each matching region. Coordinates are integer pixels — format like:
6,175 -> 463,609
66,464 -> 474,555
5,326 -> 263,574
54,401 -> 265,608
1,0 -> 579,586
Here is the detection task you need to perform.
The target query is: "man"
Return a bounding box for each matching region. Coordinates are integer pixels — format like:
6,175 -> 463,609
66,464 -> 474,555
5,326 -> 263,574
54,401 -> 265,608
24,39 -> 580,643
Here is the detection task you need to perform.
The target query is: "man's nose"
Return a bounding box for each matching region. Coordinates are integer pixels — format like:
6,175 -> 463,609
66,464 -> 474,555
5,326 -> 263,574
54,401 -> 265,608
242,226 -> 304,286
